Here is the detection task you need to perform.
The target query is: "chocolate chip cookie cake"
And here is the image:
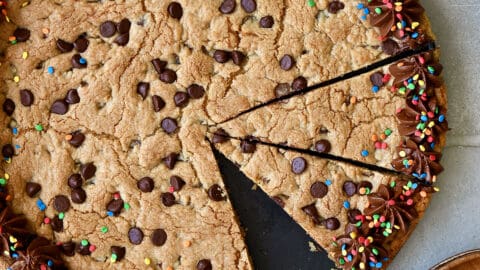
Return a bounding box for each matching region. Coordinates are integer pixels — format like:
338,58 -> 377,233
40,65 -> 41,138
0,0 -> 447,269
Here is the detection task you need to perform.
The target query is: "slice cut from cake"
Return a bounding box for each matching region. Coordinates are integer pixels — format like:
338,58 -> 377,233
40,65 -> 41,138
212,51 -> 448,183
211,136 -> 436,269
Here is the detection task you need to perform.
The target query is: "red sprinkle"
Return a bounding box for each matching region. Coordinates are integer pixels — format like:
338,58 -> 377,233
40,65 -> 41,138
168,186 -> 175,193
89,245 -> 96,252
44,217 -> 51,224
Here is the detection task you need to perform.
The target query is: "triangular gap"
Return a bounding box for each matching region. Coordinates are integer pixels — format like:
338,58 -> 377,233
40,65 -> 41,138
210,145 -> 336,270
216,41 -> 437,125
207,134 -> 431,187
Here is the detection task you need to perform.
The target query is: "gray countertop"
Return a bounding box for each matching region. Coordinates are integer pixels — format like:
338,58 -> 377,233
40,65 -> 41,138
390,1 -> 480,269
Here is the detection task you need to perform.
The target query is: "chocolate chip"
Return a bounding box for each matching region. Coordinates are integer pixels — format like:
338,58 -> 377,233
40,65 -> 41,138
51,100 -> 69,115
71,188 -> 87,204
151,58 -> 167,74
324,217 -> 340,230
219,0 -> 236,14
370,72 -> 385,87
25,182 -> 41,197
174,92 -> 189,107
161,117 -> 178,134
314,139 -> 331,153
128,227 -> 144,245
241,0 -> 256,13
56,39 -> 74,53
74,37 -> 89,53
310,182 -> 328,198
292,76 -> 307,91
213,50 -> 230,63
291,157 -> 307,174
100,21 -> 117,37
51,215 -> 64,232
240,139 -> 256,153
187,84 -> 205,99
71,54 -> 87,69
76,243 -> 91,255
61,241 -> 76,256
80,162 -> 96,180
163,153 -> 178,169
2,144 -> 14,158
347,209 -> 362,223
327,1 -> 345,14
231,51 -> 245,65
69,132 -> 85,147
170,175 -> 186,191
2,98 -> 15,116
381,38 -> 400,55
159,69 -> 177,83
301,203 -> 321,225
197,259 -> 212,270
68,173 -> 83,189
151,229 -> 167,246
343,181 -> 357,197
280,55 -> 295,70
54,195 -> 71,212
111,246 -> 126,261
208,184 -> 225,201
212,129 -> 229,144
65,89 -> 80,104
114,33 -> 130,46
259,16 -> 274,28
107,198 -> 124,216
117,18 -> 132,34
151,95 -> 166,112
14,27 -> 30,42
167,2 -> 183,19
274,83 -> 291,98
161,192 -> 176,206
358,181 -> 373,194
272,196 -> 285,208
137,82 -> 150,99
137,177 -> 154,192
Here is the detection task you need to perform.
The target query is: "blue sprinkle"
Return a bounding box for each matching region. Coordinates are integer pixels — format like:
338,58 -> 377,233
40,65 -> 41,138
47,260 -> 54,267
439,115 -> 445,122
363,8 -> 370,15
341,244 -> 346,250
36,199 -> 46,211
47,66 -> 54,74
401,20 -> 407,28
347,254 -> 352,262
15,144 -> 20,149
412,173 -> 420,178
361,15 -> 367,21
11,253 -> 18,259
420,115 -> 428,122
376,262 -> 383,268
372,85 -> 379,93
107,211 -> 114,217
369,262 -> 376,267
357,3 -> 364,9
12,127 -> 18,135
411,32 -> 419,39
361,150 -> 369,157
430,142 -> 435,149
412,183 -> 418,189
79,58 -> 87,64
325,179 -> 332,186
7,267 -> 12,270
407,78 -> 413,83
420,173 -> 427,179
343,201 -> 350,209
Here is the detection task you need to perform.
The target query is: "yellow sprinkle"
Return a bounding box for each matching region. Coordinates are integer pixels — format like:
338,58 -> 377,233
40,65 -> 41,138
419,145 -> 426,152
13,76 -> 20,83
22,51 -> 28,59
349,232 -> 357,239
342,250 -> 347,256
110,257 -> 116,263
399,150 -> 406,158
428,121 -> 435,128
418,80 -> 425,87
359,246 -> 365,253
5,158 -> 11,164
144,258 -> 151,265
412,22 -> 420,29
4,173 -> 9,180
432,176 -> 438,183
183,240 -> 191,247
360,262 -> 366,270
3,251 -> 10,256
413,74 -> 419,81
5,16 -> 10,23
9,236 -> 17,243
434,187 -> 440,192
21,1 -> 30,7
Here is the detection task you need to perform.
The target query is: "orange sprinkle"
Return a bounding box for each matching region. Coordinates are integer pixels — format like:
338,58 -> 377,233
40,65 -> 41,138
42,28 -> 50,35
371,134 -> 378,142
183,240 -> 191,247
420,191 -> 427,198
350,96 -> 357,104
8,36 -> 16,42
380,134 -> 387,140
65,134 -> 73,141
5,195 -> 12,201
166,267 -> 173,270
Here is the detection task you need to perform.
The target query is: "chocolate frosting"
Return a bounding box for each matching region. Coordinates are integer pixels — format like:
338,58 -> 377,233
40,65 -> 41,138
368,0 -> 424,39
364,185 -> 417,233
9,237 -> 65,270
333,225 -> 388,269
0,207 -> 31,256
389,52 -> 443,93
396,96 -> 448,144
392,139 -> 443,182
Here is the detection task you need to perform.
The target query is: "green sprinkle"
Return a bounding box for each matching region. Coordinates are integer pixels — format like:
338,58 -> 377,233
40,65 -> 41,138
35,124 -> 43,131
58,212 -> 65,220
339,258 -> 345,265
384,128 -> 392,136
383,231 -> 389,237
307,0 -> 315,7
81,239 -> 89,246
407,83 -> 415,90
123,203 -> 130,210
372,248 -> 379,256
101,226 -> 108,233
0,178 -> 6,186
375,7 -> 382,14
390,181 -> 396,188
111,253 -> 117,259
